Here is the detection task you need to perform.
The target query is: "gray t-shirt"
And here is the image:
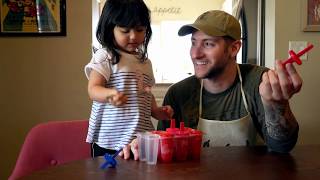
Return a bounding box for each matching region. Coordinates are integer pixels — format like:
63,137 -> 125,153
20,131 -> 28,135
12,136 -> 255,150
158,64 -> 298,152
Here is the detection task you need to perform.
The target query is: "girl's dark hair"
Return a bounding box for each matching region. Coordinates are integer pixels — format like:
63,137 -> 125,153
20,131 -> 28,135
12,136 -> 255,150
96,0 -> 152,64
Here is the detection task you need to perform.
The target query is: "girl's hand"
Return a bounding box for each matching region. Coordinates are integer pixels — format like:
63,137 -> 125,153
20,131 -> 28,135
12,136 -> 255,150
119,139 -> 139,160
107,90 -> 128,106
152,105 -> 174,120
162,105 -> 174,119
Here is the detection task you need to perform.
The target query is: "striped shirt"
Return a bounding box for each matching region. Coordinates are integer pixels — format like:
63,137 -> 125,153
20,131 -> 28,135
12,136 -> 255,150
84,49 -> 155,150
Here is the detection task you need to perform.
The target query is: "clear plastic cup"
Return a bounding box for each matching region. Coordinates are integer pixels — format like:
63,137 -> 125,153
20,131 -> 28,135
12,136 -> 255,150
137,132 -> 149,162
145,134 -> 160,165
151,130 -> 165,161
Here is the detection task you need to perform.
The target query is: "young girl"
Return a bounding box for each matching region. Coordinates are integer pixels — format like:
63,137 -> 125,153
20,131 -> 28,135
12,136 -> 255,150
85,0 -> 172,158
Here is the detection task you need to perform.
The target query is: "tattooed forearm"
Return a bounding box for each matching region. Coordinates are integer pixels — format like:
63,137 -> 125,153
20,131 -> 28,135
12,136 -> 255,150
264,102 -> 298,140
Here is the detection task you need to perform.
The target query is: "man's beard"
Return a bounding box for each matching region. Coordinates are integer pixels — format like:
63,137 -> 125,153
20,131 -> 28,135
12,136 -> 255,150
195,59 -> 229,79
202,65 -> 226,79
202,54 -> 232,79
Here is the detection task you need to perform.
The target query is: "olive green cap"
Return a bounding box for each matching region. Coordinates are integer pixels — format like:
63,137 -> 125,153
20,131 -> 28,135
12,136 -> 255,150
178,10 -> 241,40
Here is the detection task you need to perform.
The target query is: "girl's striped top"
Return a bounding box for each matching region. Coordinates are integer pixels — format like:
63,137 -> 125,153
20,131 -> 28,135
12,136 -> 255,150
84,48 -> 155,150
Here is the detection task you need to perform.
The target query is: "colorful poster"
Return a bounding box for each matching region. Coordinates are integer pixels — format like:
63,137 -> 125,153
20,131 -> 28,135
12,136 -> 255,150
0,0 -> 64,34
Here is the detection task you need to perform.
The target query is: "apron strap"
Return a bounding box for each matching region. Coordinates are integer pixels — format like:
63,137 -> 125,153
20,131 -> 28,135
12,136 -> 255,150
199,80 -> 204,118
236,64 -> 250,113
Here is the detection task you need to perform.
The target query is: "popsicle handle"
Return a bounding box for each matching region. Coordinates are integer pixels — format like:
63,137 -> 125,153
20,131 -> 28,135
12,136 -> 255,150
282,44 -> 314,66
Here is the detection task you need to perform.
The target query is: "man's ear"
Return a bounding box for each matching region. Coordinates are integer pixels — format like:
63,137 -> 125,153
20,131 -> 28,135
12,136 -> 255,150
230,40 -> 242,58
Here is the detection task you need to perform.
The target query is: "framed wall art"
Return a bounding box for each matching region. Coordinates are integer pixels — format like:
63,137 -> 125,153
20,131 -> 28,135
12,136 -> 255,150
0,0 -> 66,36
302,0 -> 320,32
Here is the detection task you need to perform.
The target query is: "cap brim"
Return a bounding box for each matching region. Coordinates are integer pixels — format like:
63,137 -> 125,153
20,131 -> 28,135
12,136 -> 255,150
178,25 -> 199,36
178,24 -> 226,37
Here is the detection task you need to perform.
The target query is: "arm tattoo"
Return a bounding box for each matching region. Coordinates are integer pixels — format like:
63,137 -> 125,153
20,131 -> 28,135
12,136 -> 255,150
264,102 -> 298,140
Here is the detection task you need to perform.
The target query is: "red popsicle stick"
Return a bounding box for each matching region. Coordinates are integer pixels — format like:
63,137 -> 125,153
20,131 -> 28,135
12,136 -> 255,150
282,44 -> 314,66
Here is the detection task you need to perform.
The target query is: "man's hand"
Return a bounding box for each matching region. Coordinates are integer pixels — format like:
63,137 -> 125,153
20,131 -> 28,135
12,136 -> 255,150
259,60 -> 302,106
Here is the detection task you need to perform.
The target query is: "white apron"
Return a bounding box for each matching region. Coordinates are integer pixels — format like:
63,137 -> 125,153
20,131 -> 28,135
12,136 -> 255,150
197,64 -> 257,147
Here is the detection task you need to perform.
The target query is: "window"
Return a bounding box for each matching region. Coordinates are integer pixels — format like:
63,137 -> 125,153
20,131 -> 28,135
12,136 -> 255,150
92,0 -> 251,84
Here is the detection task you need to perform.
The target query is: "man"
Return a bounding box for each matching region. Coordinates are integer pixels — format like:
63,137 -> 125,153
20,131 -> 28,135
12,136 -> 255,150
121,10 -> 301,159
157,10 -> 300,153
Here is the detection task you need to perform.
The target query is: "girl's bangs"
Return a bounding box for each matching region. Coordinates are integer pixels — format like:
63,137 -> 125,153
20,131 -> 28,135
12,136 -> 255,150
113,7 -> 149,27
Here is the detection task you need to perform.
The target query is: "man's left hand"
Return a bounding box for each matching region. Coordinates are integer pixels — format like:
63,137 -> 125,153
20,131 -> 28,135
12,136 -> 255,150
259,59 -> 302,105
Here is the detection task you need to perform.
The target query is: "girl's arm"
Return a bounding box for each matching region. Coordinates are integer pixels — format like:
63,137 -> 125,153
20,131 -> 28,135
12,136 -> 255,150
88,70 -> 127,105
151,94 -> 173,120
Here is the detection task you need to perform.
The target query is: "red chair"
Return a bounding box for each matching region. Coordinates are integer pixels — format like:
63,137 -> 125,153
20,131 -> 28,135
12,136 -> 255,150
9,120 -> 91,180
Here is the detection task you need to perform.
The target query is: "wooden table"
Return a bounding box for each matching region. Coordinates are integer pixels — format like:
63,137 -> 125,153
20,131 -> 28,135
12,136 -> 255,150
21,145 -> 320,180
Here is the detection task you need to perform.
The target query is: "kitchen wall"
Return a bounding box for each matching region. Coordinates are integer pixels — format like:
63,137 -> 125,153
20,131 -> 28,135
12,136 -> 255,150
0,1 -> 92,179
265,0 -> 320,145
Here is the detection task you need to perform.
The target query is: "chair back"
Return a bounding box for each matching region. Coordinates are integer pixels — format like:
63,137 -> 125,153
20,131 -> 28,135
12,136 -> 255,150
9,120 -> 91,180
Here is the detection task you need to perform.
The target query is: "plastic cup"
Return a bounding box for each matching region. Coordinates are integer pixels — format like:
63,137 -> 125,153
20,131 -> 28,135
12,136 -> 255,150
137,132 -> 149,162
145,134 -> 160,165
151,130 -> 164,161
188,129 -> 203,160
